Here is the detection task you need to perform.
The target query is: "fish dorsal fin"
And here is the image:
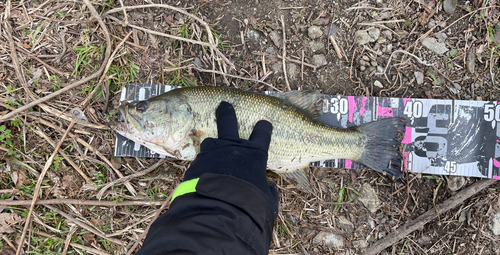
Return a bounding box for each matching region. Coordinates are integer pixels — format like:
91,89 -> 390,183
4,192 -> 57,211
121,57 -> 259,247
271,90 -> 323,119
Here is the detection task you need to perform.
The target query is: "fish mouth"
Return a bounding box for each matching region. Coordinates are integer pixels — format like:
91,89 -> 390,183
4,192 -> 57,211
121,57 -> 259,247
110,106 -> 131,133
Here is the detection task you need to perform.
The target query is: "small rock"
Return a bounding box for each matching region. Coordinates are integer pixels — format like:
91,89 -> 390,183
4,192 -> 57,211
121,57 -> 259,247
269,31 -> 281,47
418,235 -> 432,245
491,212 -> 500,235
428,19 -> 436,29
439,21 -> 447,28
368,28 -> 380,41
382,30 -> 392,40
376,0 -> 383,4
386,44 -> 393,52
359,60 -> 367,66
377,37 -> 387,44
308,26 -> 323,39
360,66 -> 366,71
302,228 -> 317,236
435,32 -> 448,42
312,54 -> 327,67
353,240 -> 368,249
355,30 -> 372,45
394,30 -> 408,40
193,58 -> 203,68
324,24 -> 339,38
338,216 -> 354,233
376,66 -> 384,73
287,63 -> 298,81
374,80 -> 383,88
266,47 -> 276,54
371,61 -> 377,67
272,62 -> 283,73
362,55 -> 370,61
246,30 -> 260,44
422,38 -> 449,55
358,183 -> 380,213
447,176 -> 466,192
415,71 -> 424,85
309,41 -> 325,52
367,218 -> 376,229
312,231 -> 345,248
373,43 -> 381,51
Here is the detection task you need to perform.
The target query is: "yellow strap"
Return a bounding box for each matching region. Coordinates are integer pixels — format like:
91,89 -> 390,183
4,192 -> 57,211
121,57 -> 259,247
171,178 -> 199,202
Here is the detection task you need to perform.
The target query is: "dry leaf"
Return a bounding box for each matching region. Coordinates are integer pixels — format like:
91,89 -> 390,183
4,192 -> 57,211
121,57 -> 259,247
0,213 -> 22,234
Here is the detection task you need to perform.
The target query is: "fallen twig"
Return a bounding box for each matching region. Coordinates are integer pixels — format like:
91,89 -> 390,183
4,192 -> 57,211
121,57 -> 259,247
97,158 -> 167,199
16,121 -> 76,255
126,192 -> 174,255
329,35 -> 344,60
0,0 -> 113,123
253,52 -> 317,70
0,199 -> 167,206
35,230 -> 110,255
383,50 -> 456,85
103,4 -> 235,69
192,66 -> 282,92
31,125 -> 95,186
364,178 -> 498,255
280,15 -> 291,91
81,31 -> 133,109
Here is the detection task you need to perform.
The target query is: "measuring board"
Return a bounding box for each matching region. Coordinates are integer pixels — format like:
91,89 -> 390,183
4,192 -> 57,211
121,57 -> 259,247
114,83 -> 500,179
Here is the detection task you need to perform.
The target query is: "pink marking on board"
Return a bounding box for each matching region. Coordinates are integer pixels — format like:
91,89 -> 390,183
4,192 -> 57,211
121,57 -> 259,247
345,159 -> 352,169
493,176 -> 500,180
497,139 -> 500,143
348,96 -> 355,123
494,159 -> 500,168
403,98 -> 412,104
359,97 -> 368,117
377,106 -> 394,117
401,126 -> 412,144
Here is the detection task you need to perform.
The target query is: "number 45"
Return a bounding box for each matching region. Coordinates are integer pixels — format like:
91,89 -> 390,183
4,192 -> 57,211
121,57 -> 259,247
444,161 -> 457,173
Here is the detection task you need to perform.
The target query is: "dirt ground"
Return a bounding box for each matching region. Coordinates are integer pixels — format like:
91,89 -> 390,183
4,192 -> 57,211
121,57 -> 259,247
1,0 -> 500,254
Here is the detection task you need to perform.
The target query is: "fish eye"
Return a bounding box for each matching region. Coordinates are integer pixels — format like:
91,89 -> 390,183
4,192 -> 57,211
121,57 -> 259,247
136,102 -> 147,113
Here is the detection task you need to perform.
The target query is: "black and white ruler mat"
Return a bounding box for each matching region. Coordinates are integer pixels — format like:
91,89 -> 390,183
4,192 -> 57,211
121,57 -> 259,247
114,83 -> 500,179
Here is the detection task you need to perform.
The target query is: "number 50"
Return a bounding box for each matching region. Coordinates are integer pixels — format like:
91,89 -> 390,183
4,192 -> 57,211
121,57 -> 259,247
484,104 -> 500,122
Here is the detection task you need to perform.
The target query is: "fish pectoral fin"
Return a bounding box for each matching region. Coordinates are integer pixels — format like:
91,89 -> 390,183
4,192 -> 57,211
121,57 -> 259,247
271,90 -> 323,119
278,166 -> 312,193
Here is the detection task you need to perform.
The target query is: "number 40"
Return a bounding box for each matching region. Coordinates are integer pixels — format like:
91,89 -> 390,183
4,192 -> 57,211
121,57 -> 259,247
404,101 -> 423,118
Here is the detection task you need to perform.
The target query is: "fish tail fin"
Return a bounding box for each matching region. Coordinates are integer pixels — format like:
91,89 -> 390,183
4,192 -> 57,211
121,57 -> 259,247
356,118 -> 406,177
278,166 -> 311,192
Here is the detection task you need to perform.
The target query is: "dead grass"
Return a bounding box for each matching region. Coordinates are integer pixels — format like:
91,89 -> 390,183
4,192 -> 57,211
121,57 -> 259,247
0,0 -> 499,254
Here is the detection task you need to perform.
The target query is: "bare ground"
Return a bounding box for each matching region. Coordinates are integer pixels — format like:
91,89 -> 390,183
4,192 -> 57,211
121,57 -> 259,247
0,0 -> 500,254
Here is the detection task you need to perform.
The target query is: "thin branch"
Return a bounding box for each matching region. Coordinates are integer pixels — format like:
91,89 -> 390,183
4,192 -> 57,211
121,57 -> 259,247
0,199 -> 167,206
97,158 -> 167,199
192,66 -> 282,91
35,230 -> 110,255
81,31 -> 134,109
280,15 -> 291,91
126,192 -> 173,255
42,203 -> 124,245
16,121 -> 76,255
364,179 -> 497,255
0,0 -> 113,123
31,125 -> 95,186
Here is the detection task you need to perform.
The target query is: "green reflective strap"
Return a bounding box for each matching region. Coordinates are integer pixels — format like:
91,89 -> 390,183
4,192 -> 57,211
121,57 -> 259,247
171,178 -> 200,202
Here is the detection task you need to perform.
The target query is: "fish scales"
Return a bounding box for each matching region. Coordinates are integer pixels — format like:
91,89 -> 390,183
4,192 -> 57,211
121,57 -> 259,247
113,86 -> 404,192
180,87 -> 366,172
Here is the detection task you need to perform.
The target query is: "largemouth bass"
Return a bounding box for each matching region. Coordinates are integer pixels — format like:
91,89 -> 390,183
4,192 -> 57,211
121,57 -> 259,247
112,86 -> 405,191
